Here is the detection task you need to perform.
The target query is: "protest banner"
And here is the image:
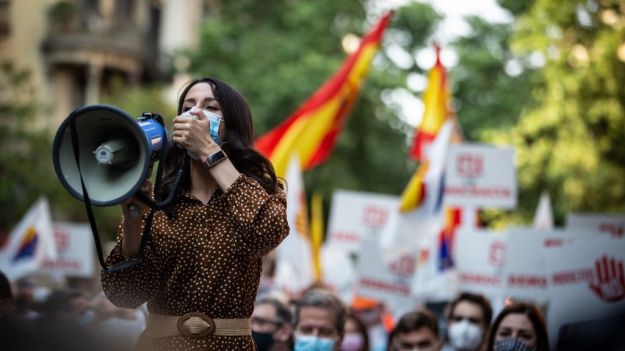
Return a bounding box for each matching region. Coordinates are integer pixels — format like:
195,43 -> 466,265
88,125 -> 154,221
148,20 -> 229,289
444,144 -> 516,209
41,222 -> 95,278
545,237 -> 625,348
326,190 -> 398,253
454,228 -> 507,300
504,228 -> 588,303
355,236 -> 416,315
566,213 -> 625,238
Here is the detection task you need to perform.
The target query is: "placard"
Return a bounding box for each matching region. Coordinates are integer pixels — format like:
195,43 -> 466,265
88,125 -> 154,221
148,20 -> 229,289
444,144 -> 516,208
326,190 -> 398,253
41,222 -> 95,278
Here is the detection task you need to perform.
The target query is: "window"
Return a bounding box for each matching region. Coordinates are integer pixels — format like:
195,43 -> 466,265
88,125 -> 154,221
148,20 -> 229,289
0,0 -> 10,36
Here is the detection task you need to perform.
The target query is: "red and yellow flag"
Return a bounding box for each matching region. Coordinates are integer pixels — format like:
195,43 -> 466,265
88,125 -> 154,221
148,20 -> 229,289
409,44 -> 450,161
255,12 -> 393,177
398,159 -> 429,212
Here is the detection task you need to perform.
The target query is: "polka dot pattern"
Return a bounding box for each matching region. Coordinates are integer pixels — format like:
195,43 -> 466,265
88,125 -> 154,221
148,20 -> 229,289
101,175 -> 289,350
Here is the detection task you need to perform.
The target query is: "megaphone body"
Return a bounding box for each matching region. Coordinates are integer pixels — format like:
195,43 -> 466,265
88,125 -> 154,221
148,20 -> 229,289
53,104 -> 168,206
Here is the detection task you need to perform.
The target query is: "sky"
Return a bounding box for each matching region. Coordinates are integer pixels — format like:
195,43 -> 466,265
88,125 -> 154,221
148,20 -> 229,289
375,0 -> 513,127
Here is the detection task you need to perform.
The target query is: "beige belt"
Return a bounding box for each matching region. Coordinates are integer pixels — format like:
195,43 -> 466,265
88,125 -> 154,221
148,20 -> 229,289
145,312 -> 251,338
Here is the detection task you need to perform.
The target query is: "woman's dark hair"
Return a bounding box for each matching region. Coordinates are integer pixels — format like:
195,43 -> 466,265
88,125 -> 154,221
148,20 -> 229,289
446,291 -> 493,327
485,302 -> 550,351
388,309 -> 439,350
345,311 -> 370,351
159,77 -> 280,199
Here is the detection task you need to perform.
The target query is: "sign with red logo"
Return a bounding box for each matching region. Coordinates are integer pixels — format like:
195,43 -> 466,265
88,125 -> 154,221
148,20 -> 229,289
454,228 -> 507,298
41,223 -> 94,277
362,206 -> 389,229
545,237 -> 625,346
327,190 -> 399,253
566,213 -> 625,238
356,237 -> 415,309
457,153 -> 483,179
588,256 -> 625,303
503,228 -> 589,303
444,144 -> 517,208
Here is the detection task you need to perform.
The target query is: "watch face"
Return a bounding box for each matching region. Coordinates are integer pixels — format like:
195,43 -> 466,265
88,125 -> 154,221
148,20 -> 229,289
207,150 -> 226,167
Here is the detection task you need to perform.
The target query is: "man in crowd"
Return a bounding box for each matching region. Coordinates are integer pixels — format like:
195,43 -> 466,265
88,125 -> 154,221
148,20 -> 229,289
251,296 -> 294,351
293,289 -> 346,351
443,292 -> 492,351
388,309 -> 441,351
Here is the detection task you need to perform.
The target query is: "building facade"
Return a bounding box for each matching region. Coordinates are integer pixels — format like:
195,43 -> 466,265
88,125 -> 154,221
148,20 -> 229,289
0,0 -> 203,130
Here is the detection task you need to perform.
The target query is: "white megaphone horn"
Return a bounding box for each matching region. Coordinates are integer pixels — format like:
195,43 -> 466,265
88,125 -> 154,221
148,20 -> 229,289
52,104 -> 184,272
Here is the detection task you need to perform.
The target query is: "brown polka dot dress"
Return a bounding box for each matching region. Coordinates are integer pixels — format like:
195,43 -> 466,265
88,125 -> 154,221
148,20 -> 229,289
101,175 -> 289,350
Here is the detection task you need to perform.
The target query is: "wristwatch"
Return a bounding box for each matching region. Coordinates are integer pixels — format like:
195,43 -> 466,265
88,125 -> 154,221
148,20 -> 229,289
204,150 -> 227,168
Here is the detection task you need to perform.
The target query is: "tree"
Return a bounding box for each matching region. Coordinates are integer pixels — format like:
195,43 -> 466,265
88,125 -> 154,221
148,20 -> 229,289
0,62 -> 73,234
447,16 -> 540,226
187,1 -> 441,203
492,0 -> 625,222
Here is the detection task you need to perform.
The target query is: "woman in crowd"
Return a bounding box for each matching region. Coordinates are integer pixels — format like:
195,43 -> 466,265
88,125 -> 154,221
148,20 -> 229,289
485,302 -> 549,351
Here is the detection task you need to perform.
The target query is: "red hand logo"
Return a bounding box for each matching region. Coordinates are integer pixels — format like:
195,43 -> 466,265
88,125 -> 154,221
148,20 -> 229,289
589,256 -> 625,303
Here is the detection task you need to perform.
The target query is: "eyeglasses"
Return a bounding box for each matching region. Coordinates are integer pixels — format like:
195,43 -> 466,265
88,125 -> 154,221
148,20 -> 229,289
251,316 -> 282,328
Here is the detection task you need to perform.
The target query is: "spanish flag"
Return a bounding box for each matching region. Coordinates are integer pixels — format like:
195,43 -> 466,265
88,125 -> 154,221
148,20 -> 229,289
255,12 -> 393,177
399,45 -> 452,212
409,44 -> 450,161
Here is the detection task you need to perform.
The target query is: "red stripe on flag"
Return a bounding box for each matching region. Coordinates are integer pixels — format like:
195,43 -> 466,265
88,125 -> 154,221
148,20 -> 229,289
255,12 -> 393,167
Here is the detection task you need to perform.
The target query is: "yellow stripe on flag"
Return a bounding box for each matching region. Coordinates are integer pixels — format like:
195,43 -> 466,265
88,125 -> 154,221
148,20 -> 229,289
399,160 -> 429,212
310,192 -> 324,282
269,45 -> 380,177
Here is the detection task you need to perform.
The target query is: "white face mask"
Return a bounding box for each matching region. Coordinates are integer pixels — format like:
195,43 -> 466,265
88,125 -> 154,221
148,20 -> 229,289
448,320 -> 483,351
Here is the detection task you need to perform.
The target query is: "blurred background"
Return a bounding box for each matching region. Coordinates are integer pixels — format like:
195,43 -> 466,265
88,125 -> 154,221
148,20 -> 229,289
2,0 -> 624,238
1,1 -> 625,349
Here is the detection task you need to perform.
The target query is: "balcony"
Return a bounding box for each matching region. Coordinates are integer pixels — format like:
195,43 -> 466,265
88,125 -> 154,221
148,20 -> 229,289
41,1 -> 158,76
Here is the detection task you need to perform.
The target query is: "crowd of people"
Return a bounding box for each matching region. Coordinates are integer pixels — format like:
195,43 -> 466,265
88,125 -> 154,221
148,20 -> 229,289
251,287 -> 551,351
1,268 -> 554,351
3,77 -> 624,351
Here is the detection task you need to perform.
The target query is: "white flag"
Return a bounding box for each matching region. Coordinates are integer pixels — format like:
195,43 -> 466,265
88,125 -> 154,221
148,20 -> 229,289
380,121 -> 454,258
533,191 -> 554,230
274,155 -> 315,294
0,197 -> 57,280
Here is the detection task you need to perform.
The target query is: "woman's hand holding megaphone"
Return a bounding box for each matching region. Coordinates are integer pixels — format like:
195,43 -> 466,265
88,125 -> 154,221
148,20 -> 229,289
120,179 -> 153,258
172,108 -> 222,161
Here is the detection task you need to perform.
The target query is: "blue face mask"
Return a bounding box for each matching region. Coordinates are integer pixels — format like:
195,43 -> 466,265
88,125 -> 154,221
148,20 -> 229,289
204,109 -> 224,146
294,335 -> 335,351
180,108 -> 224,159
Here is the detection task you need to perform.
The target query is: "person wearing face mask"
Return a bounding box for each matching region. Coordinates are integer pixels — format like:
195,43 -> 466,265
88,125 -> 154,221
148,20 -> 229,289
293,289 -> 346,351
388,309 -> 442,351
442,292 -> 492,351
485,302 -> 550,351
340,313 -> 369,351
101,78 -> 289,351
251,296 -> 293,351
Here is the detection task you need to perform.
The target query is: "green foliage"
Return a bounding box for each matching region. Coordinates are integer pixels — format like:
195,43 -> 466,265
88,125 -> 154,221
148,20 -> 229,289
449,16 -> 539,142
188,1 -> 441,204
492,0 -> 625,223
0,62 -> 68,232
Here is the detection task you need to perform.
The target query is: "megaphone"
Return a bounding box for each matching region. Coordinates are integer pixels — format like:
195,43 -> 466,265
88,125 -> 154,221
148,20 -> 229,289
52,104 -> 178,272
52,104 -> 167,206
